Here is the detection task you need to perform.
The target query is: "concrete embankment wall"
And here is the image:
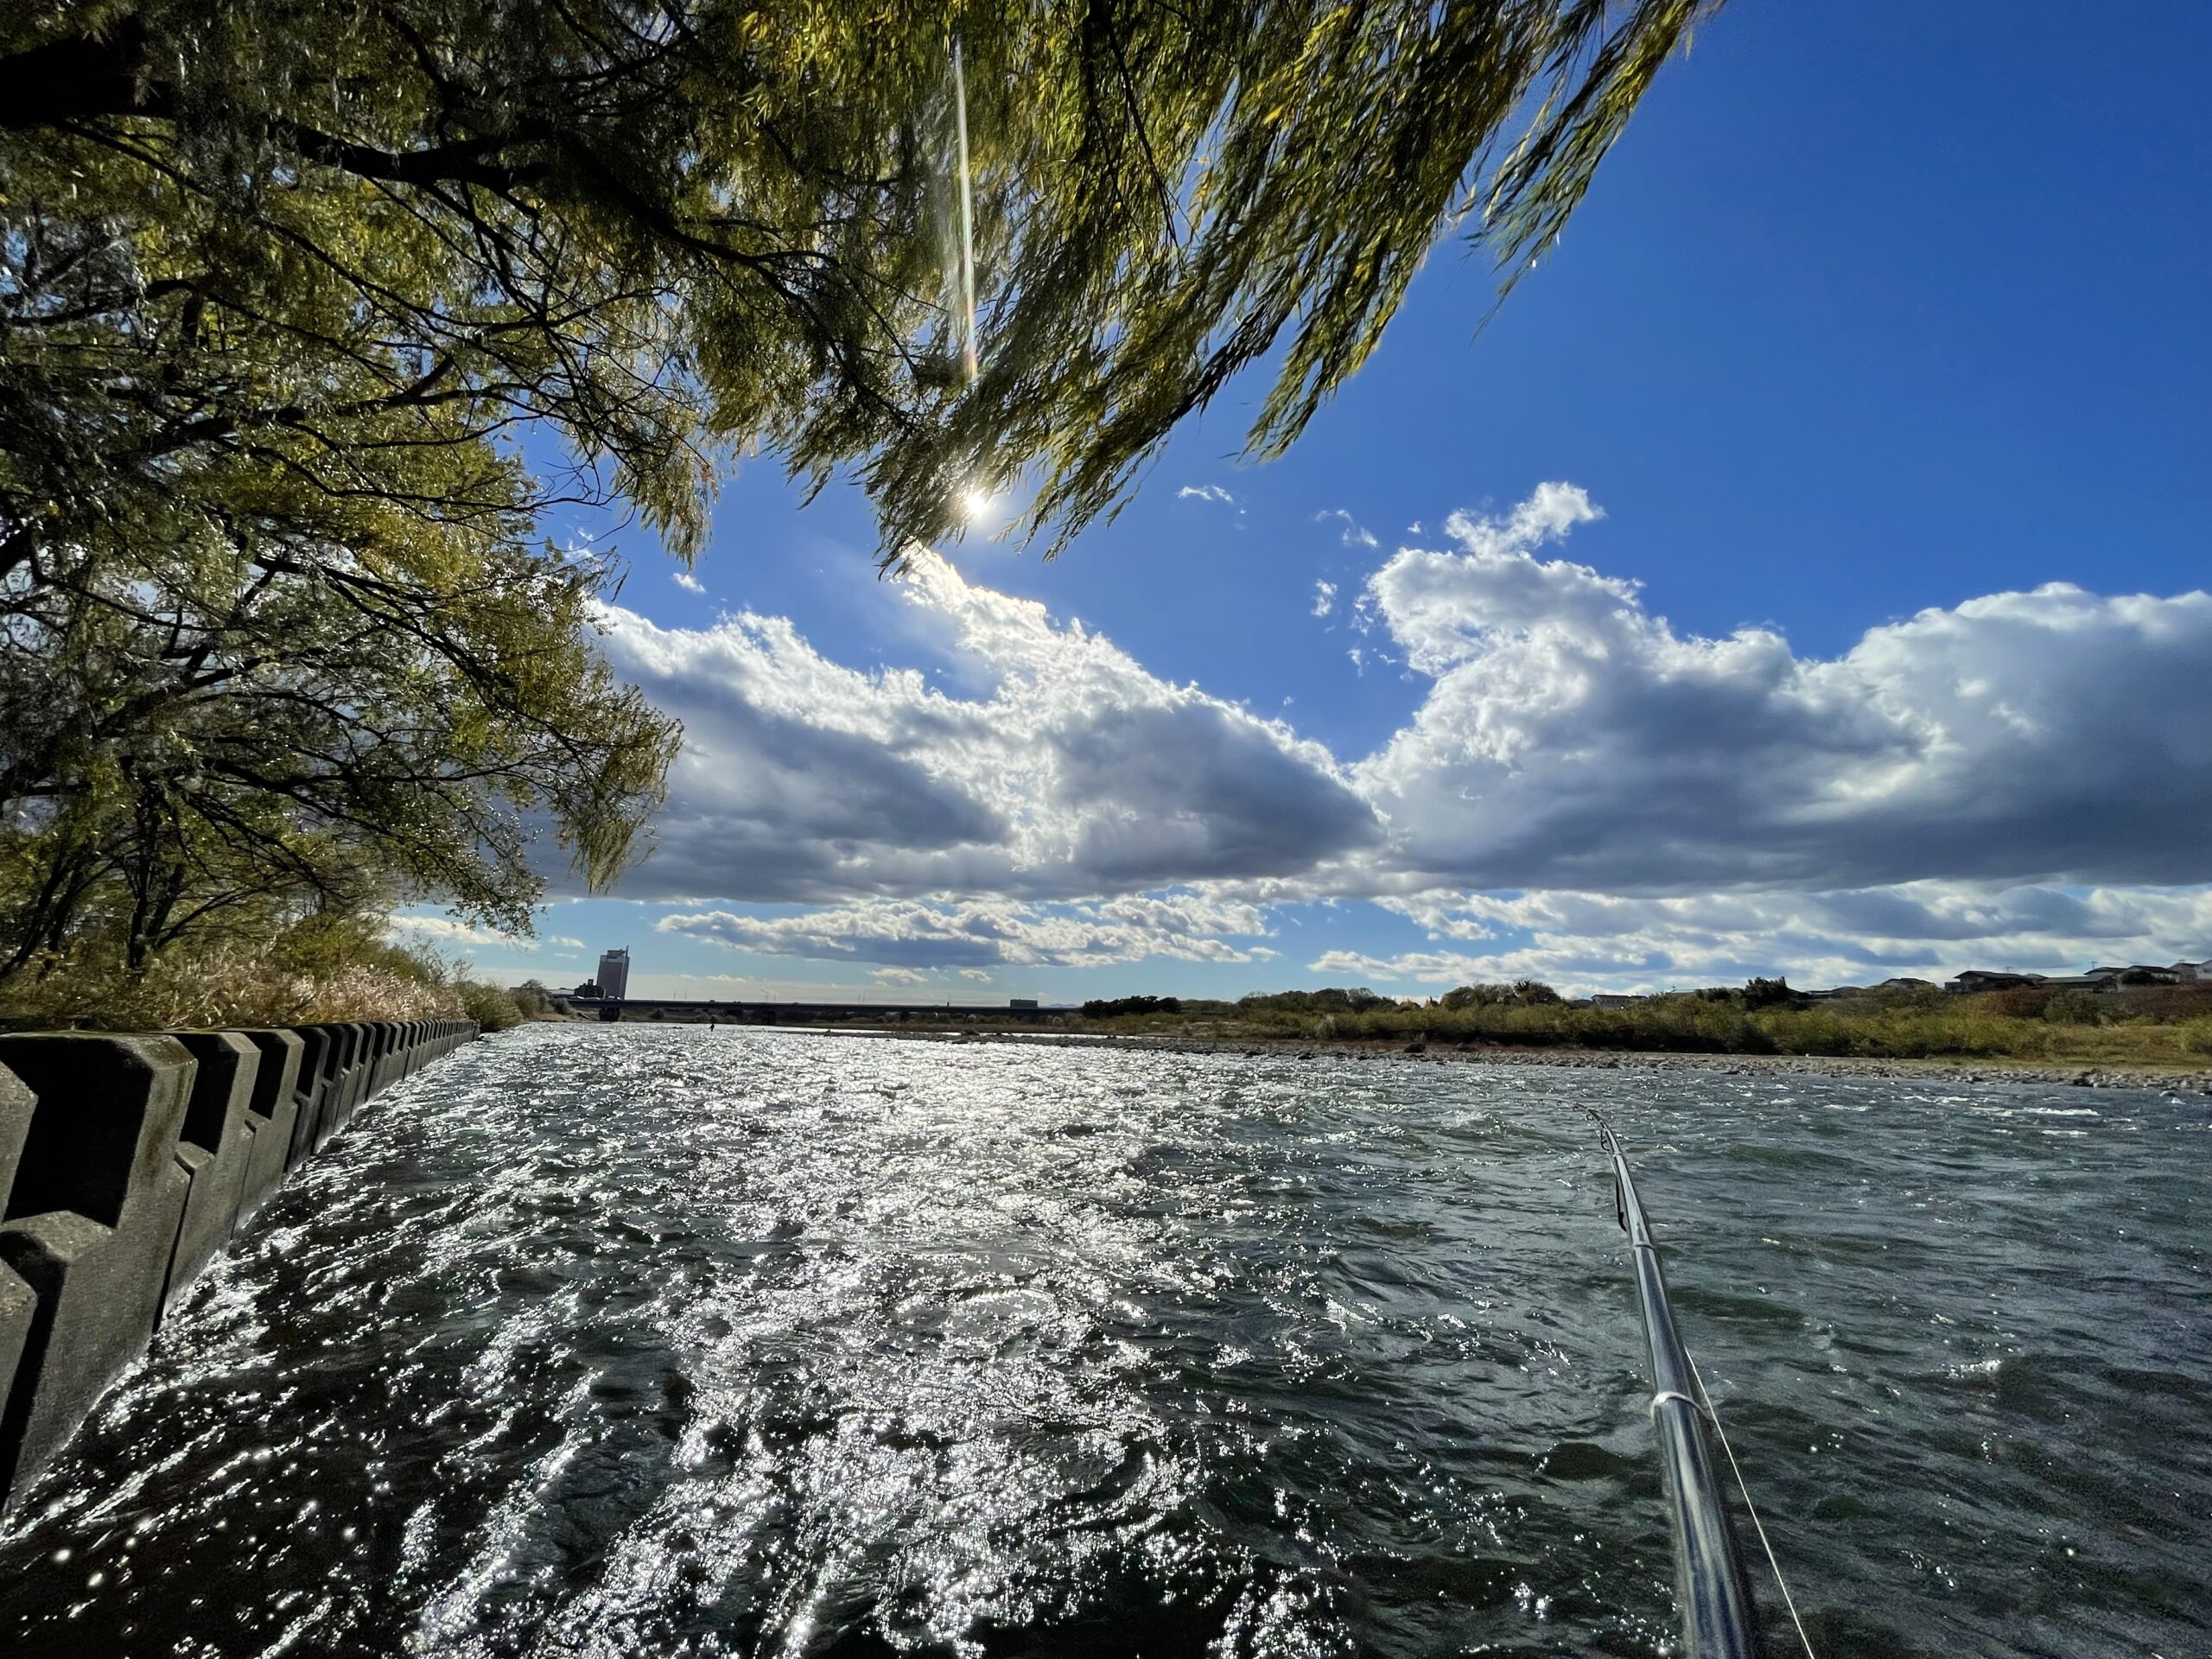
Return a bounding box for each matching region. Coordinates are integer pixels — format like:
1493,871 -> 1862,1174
0,1017 -> 478,1510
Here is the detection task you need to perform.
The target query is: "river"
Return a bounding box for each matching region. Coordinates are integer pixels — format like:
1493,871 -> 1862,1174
1,1024 -> 2206,1656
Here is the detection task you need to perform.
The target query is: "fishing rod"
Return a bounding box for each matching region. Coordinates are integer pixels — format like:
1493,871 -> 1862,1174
1591,1111 -> 1806,1659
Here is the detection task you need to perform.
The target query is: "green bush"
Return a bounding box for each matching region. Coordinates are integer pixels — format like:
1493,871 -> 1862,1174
511,981 -> 559,1020
1739,976 -> 1801,1011
458,981 -> 524,1033
2044,989 -> 2105,1026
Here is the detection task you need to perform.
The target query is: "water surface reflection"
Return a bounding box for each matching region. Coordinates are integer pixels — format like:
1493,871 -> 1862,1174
1,1026 -> 2205,1656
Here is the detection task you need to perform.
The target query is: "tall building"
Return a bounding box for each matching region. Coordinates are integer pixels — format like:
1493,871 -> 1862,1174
596,948 -> 630,1001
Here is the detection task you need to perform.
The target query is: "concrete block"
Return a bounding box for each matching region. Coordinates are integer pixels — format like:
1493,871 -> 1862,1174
0,1034 -> 194,1505
165,1033 -> 260,1314
0,1059 -> 31,1204
361,1021 -> 388,1106
340,1021 -> 372,1128
0,1259 -> 31,1482
0,1065 -> 35,1467
308,1022 -> 358,1147
232,1030 -> 302,1221
368,1021 -> 397,1096
359,1023 -> 384,1099
285,1026 -> 331,1170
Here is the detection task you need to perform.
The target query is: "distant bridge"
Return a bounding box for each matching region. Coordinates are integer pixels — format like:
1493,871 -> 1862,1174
567,996 -> 1059,1025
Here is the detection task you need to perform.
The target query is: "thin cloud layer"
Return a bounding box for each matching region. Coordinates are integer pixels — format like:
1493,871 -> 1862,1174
659,892 -> 1270,970
388,914 -> 585,957
1316,508 -> 1378,549
1338,881 -> 2212,991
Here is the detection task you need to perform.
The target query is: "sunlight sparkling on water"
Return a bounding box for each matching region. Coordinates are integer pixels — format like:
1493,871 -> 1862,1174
1,1026 -> 2207,1656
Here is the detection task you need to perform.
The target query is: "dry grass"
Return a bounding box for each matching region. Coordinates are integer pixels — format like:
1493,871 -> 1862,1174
1080,988 -> 2212,1070
0,945 -> 464,1032
0,913 -> 524,1033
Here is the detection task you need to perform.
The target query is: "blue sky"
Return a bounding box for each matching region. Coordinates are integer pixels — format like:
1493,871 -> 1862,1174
406,1 -> 2212,1002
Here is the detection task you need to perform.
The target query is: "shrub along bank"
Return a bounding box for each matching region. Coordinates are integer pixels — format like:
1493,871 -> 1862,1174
0,910 -> 525,1033
1068,982 -> 2212,1068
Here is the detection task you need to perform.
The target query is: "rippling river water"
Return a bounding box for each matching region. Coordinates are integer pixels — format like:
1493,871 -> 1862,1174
2,1026 -> 2207,1656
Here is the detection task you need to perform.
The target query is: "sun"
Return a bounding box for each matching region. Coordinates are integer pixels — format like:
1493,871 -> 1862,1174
957,486 -> 995,524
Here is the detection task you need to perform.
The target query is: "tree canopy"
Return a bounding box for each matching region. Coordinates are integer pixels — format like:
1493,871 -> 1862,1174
0,0 -> 1713,990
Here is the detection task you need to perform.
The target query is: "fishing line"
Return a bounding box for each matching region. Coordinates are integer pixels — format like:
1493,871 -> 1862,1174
1686,1288 -> 1821,1659
1590,1105 -> 1819,1657
952,38 -> 978,383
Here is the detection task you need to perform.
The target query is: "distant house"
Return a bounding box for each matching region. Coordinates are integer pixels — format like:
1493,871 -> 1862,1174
1948,960 -> 2209,995
1591,993 -> 1645,1009
2128,964 -> 2183,984
2086,963 -> 2187,988
1944,970 -> 2045,995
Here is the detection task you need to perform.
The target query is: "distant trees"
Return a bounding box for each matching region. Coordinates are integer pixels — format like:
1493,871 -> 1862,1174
1082,995 -> 1181,1019
1238,986 -> 1391,1015
1064,973 -> 2212,1065
1440,980 -> 1561,1010
1738,976 -> 1802,1010
1,0 -> 1711,996
511,981 -> 560,1020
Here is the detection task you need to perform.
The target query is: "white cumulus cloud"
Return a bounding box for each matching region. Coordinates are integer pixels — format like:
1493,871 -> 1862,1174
556,483 -> 2212,980
596,559 -> 1382,906
1357,486 -> 2212,894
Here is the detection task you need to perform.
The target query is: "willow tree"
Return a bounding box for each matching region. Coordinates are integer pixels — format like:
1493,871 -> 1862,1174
0,0 -> 1713,981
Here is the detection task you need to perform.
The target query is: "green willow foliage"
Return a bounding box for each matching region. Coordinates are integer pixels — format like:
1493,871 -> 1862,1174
0,0 -> 1711,982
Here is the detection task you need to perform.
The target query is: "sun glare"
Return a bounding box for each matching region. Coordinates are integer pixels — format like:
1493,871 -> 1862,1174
958,486 -> 995,524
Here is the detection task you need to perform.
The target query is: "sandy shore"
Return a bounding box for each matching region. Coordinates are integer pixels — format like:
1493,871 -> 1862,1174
818,1024 -> 2212,1095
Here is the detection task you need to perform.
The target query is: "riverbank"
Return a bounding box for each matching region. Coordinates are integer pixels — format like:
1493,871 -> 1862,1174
815,1023 -> 2212,1094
